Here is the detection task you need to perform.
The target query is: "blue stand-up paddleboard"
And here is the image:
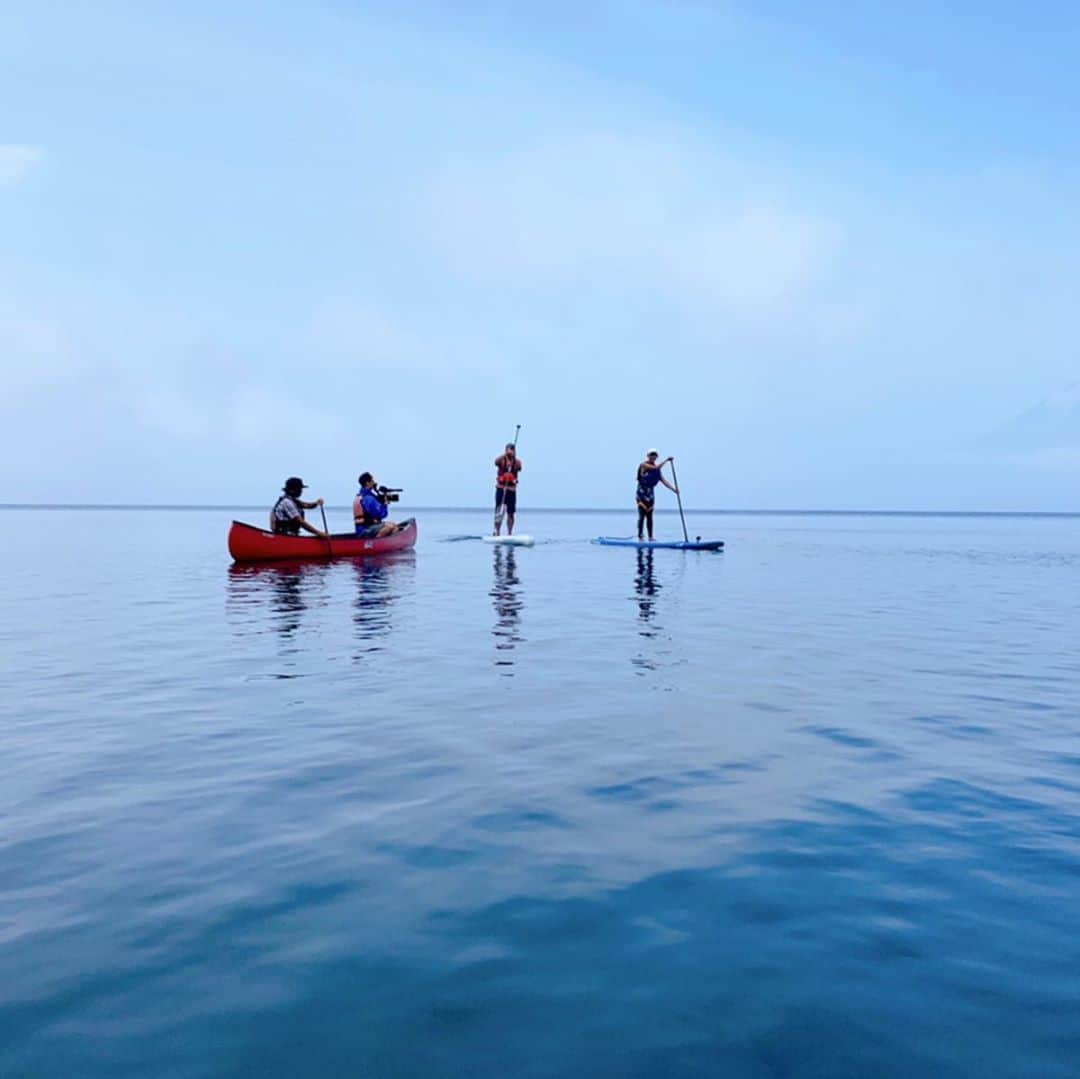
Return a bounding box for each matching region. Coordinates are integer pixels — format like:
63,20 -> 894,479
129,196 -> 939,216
597,456 -> 723,551
594,537 -> 724,551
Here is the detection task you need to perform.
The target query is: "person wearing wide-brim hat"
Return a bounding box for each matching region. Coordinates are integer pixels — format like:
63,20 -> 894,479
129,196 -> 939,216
635,449 -> 677,541
270,477 -> 328,538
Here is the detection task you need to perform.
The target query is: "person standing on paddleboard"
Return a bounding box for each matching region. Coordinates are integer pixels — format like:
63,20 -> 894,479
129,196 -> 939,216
270,477 -> 328,538
636,450 -> 678,541
494,443 -> 522,536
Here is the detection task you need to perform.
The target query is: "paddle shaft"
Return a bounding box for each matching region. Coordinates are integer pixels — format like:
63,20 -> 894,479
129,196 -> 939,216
319,504 -> 332,554
670,460 -> 689,543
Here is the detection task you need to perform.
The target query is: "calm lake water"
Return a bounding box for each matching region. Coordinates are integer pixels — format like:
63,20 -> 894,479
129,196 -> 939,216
2,507 -> 1079,1077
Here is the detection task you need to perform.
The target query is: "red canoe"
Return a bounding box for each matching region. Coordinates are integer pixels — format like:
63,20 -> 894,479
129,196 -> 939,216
228,518 -> 418,563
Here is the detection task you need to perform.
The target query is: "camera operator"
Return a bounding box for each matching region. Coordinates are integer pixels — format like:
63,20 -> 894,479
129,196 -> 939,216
352,472 -> 399,538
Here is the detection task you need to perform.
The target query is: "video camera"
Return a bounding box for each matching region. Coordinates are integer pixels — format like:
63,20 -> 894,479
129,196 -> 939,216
376,485 -> 403,504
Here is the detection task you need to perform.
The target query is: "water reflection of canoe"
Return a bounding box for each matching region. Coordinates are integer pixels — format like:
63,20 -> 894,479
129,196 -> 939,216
228,518 -> 418,563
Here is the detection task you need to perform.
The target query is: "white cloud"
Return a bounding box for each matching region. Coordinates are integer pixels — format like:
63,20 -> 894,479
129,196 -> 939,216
0,145 -> 43,189
135,386 -> 347,449
0,291 -> 74,380
1009,447 -> 1080,470
426,133 -> 834,320
308,302 -> 441,370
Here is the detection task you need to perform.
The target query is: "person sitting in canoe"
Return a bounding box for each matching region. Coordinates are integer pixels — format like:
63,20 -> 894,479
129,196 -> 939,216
494,443 -> 522,536
271,477 -> 328,538
636,449 -> 678,541
353,472 -> 399,538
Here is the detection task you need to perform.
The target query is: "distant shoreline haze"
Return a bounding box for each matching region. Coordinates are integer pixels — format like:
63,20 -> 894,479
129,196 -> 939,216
4,5 -> 1079,525
1,505 -> 1078,518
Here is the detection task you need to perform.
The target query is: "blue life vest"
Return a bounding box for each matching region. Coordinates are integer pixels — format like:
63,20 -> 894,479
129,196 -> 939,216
354,488 -> 387,527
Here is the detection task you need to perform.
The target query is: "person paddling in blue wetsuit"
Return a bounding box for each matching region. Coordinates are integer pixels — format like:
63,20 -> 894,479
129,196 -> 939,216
352,472 -> 399,538
636,449 -> 678,541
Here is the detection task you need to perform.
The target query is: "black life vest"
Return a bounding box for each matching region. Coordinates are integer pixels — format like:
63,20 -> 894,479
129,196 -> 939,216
272,494 -> 304,535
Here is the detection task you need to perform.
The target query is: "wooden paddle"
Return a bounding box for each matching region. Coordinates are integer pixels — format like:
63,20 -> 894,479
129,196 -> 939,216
669,459 -> 689,543
319,504 -> 333,556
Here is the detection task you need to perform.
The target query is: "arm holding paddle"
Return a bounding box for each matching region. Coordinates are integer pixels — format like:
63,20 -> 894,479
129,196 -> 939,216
280,498 -> 328,538
657,457 -> 678,494
271,479 -> 329,539
298,517 -> 329,539
642,455 -> 678,493
285,495 -> 329,539
297,497 -> 328,538
271,510 -> 328,539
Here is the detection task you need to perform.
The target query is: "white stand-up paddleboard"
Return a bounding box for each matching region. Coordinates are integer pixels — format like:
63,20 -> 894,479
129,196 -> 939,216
483,535 -> 535,547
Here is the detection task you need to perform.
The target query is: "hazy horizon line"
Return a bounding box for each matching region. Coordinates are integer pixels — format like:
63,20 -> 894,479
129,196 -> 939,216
1,504 -> 1078,518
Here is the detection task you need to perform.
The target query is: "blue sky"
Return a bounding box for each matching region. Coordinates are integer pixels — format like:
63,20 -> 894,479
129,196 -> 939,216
2,1 -> 1078,509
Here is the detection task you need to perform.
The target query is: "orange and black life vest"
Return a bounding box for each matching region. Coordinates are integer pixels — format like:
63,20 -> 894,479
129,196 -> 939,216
496,454 -> 521,490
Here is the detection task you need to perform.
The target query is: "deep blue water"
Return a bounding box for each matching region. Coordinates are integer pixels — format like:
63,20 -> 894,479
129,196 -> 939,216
2,508 -> 1079,1077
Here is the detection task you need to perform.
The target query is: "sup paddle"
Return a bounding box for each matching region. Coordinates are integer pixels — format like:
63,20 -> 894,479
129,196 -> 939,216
669,458 -> 690,543
511,425 -> 522,532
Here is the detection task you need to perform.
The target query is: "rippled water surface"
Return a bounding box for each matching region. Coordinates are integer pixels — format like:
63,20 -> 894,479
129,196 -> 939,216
3,508 -> 1079,1077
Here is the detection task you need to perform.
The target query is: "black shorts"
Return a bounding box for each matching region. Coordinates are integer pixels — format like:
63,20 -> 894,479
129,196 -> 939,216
495,487 -> 517,514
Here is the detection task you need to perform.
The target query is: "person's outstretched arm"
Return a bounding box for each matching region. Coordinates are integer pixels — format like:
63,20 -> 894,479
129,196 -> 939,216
658,457 -> 678,493
298,518 -> 329,538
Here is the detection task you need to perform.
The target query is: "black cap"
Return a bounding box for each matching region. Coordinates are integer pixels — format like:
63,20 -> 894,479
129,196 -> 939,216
284,477 -> 307,495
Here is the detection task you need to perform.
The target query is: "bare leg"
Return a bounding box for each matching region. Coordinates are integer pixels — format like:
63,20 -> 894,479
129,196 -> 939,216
507,513 -> 515,536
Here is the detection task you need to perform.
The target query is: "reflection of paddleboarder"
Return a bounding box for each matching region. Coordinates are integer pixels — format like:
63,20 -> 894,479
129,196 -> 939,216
634,548 -> 660,627
636,450 -> 678,541
490,546 -> 524,671
494,442 -> 523,536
